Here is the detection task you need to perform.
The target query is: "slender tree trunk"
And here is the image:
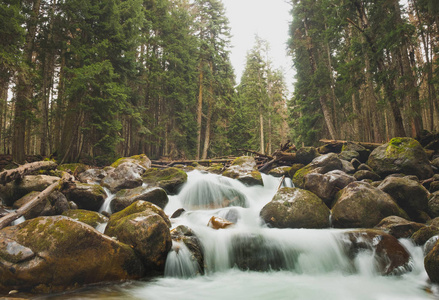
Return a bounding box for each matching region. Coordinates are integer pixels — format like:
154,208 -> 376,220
201,97 -> 212,160
0,77 -> 8,154
196,64 -> 203,160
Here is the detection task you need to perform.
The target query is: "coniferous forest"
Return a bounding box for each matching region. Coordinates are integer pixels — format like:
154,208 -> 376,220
0,0 -> 438,165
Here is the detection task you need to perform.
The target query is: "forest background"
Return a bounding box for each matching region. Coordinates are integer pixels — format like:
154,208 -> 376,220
0,0 -> 438,165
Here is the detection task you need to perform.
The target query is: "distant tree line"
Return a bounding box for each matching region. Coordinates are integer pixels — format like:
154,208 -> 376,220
0,0 -> 289,165
288,0 -> 439,145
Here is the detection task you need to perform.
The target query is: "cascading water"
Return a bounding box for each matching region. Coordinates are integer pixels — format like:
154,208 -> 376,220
47,170 -> 436,299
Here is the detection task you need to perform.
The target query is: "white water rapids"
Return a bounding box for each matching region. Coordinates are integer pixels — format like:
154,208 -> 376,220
46,170 -> 437,300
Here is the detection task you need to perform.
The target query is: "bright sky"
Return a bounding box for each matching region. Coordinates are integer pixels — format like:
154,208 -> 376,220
221,0 -> 294,96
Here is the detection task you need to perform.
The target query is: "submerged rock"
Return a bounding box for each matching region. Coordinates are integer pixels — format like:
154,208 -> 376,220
170,225 -> 204,274
0,216 -> 144,293
343,229 -> 412,275
142,167 -> 188,195
105,201 -> 172,271
111,186 -> 168,213
222,156 -> 263,186
331,182 -> 408,228
367,137 -> 433,180
260,187 -> 330,229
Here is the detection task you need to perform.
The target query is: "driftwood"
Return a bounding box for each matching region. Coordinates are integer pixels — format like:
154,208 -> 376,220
0,172 -> 73,230
319,139 -> 382,151
276,175 -> 286,191
0,161 -> 57,185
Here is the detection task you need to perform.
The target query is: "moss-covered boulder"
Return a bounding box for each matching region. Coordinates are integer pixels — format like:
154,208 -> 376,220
342,142 -> 371,163
268,166 -> 291,178
367,137 -> 433,180
105,201 -> 172,271
111,186 -> 168,213
77,168 -> 108,184
378,176 -> 429,221
12,191 -> 70,220
222,156 -> 263,186
293,153 -> 343,188
142,167 -> 188,195
331,182 -> 408,228
411,226 -> 439,246
111,154 -> 151,169
423,239 -> 439,283
295,147 -> 320,165
0,216 -> 144,293
288,164 -> 305,178
375,216 -> 425,239
343,229 -> 411,275
0,175 -> 60,206
57,163 -> 88,175
205,164 -> 225,174
170,225 -> 204,275
101,162 -> 144,193
353,170 -> 381,181
260,187 -> 330,229
428,191 -> 439,218
304,170 -> 356,205
62,182 -> 106,212
62,209 -> 108,228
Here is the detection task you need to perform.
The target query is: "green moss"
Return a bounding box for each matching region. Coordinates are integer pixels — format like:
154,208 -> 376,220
62,209 -> 108,227
292,165 -> 312,188
111,154 -> 150,168
232,156 -> 251,166
57,163 -> 87,173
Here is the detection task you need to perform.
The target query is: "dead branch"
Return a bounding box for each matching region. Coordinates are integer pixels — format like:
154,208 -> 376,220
0,161 -> 57,185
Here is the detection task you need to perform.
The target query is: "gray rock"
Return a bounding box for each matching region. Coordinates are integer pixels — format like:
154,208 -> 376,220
111,186 -> 169,213
222,156 -> 263,186
101,162 -> 144,193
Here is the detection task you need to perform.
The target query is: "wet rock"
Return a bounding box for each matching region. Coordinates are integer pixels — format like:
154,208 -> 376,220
63,182 -> 107,211
375,216 -> 425,239
171,208 -> 186,219
339,150 -> 360,162
0,175 -> 60,206
293,153 -> 343,188
343,143 -> 371,163
207,216 -> 234,230
304,170 -> 356,205
0,216 -> 144,293
142,167 -> 188,195
288,164 -> 305,178
428,191 -> 439,218
353,170 -> 381,181
343,229 -> 411,275
230,233 -> 286,271
105,201 -> 172,271
260,187 -> 330,229
77,168 -> 108,184
411,226 -> 439,246
222,156 -> 263,186
62,209 -> 108,229
378,176 -> 429,221
331,182 -> 408,228
101,162 -> 144,193
424,236 -> 439,256
367,137 -> 433,180
423,238 -> 439,283
111,186 -> 168,213
170,225 -> 204,274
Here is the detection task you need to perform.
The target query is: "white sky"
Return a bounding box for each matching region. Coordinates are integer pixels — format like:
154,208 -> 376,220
221,0 -> 294,96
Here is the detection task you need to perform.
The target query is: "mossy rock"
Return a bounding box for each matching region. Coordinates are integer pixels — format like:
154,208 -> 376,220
111,154 -> 151,169
111,186 -> 169,212
62,182 -> 107,212
367,137 -> 433,180
288,164 -> 305,178
295,147 -> 320,165
375,215 -> 425,239
0,216 -> 144,293
411,226 -> 439,246
222,156 -> 263,186
260,187 -> 330,229
57,163 -> 88,174
268,166 -> 291,178
142,167 -> 187,195
171,225 -> 204,275
105,201 -> 171,270
206,164 -> 225,174
62,209 -> 108,228
101,162 -> 144,193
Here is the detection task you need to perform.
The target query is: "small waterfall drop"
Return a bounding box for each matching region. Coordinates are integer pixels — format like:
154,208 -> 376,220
99,187 -> 115,214
164,241 -> 201,278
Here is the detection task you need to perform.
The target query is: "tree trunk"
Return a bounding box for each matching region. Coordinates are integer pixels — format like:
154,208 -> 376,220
196,65 -> 203,160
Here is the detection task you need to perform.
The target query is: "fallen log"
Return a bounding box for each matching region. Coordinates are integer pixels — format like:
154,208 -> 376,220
0,160 -> 57,185
0,172 -> 73,230
319,139 -> 382,151
236,149 -> 273,160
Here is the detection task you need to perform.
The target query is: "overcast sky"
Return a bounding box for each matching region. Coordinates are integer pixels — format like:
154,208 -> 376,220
221,0 -> 294,95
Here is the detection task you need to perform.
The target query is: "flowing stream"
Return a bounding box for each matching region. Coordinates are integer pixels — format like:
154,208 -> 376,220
43,171 -> 436,300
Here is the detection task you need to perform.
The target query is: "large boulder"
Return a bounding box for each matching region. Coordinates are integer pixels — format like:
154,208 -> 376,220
331,182 -> 408,228
411,226 -> 439,246
260,187 -> 330,229
343,229 -> 411,275
268,166 -> 291,178
142,167 -> 188,195
378,176 -> 429,221
62,182 -> 107,212
222,156 -> 263,186
101,162 -> 144,193
0,175 -> 60,206
12,191 -> 70,220
111,186 -> 168,213
105,201 -> 172,271
375,216 -> 425,239
424,239 -> 439,283
0,216 -> 144,293
62,209 -> 108,229
295,147 -> 320,165
428,191 -> 439,218
342,142 -> 370,163
170,225 -> 204,274
304,170 -> 356,205
293,153 -> 343,188
367,137 -> 433,180
77,168 -> 108,184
